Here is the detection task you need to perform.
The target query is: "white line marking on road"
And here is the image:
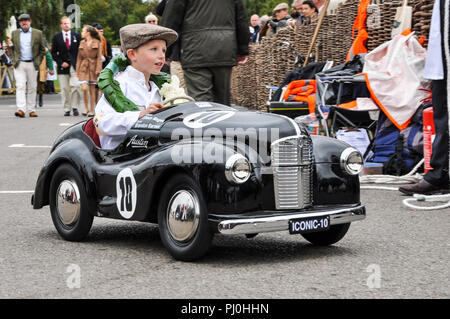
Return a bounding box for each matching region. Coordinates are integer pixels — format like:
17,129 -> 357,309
0,190 -> 34,194
9,144 -> 52,148
59,123 -> 72,126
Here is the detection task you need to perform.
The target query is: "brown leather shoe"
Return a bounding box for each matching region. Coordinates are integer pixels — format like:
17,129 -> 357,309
14,110 -> 25,118
399,179 -> 446,196
29,111 -> 38,117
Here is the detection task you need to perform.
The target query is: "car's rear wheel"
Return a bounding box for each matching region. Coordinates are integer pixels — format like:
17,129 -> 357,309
301,223 -> 351,246
158,174 -> 212,261
49,164 -> 93,241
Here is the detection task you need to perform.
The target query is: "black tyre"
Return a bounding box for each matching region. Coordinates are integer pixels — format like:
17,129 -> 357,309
158,174 -> 213,261
301,223 -> 351,246
49,164 -> 94,241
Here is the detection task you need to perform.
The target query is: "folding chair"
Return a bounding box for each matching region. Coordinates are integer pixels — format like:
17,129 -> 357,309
315,74 -> 379,157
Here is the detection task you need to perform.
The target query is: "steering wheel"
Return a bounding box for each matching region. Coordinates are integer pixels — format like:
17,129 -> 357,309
163,95 -> 195,107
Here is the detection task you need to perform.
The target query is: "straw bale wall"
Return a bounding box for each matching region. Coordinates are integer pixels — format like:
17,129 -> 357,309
231,0 -> 433,110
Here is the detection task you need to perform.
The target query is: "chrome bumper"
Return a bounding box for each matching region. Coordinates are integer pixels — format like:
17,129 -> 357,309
217,205 -> 365,235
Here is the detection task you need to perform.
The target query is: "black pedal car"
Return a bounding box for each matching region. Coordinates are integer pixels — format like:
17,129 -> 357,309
32,101 -> 366,261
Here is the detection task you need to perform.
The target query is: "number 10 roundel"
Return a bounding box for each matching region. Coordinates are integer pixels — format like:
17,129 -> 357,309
116,168 -> 137,219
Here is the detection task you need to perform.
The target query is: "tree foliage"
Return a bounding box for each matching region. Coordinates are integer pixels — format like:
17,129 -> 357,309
0,0 -> 288,45
77,0 -> 159,45
0,0 -> 159,45
244,0 -> 293,18
0,0 -> 60,44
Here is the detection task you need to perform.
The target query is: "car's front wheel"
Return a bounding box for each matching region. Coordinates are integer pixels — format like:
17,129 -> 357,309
158,174 -> 213,261
49,164 -> 93,241
301,223 -> 351,246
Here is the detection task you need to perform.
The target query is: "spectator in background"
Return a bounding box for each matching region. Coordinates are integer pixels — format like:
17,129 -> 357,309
162,0 -> 249,106
1,45 -> 14,95
92,23 -> 112,69
313,0 -> 325,14
92,23 -> 112,98
45,53 -> 57,94
145,13 -> 158,25
302,1 -> 319,24
9,13 -> 46,118
288,0 -> 306,26
76,25 -> 103,117
52,16 -> 82,116
259,3 -> 291,38
249,14 -> 261,43
37,47 -> 54,107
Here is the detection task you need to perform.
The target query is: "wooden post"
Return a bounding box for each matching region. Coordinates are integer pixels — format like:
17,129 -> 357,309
303,0 -> 331,67
0,65 -> 16,94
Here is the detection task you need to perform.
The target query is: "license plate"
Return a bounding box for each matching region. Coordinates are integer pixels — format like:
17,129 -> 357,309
288,216 -> 330,234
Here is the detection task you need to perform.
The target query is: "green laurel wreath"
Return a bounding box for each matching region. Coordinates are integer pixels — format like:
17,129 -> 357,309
97,54 -> 171,113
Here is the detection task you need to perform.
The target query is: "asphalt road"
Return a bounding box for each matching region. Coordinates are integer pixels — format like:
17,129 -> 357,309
0,94 -> 448,299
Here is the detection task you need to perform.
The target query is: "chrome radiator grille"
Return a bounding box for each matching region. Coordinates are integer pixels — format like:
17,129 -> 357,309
271,136 -> 313,210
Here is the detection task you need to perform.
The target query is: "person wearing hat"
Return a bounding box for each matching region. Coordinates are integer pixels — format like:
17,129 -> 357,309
94,23 -> 177,150
259,2 -> 291,38
273,2 -> 290,17
8,13 -> 46,118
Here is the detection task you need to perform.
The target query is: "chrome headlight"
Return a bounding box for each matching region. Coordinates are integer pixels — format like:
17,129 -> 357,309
225,154 -> 251,184
340,148 -> 363,175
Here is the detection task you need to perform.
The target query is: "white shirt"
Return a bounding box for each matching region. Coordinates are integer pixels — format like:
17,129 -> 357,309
63,30 -> 71,46
19,28 -> 33,61
423,0 -> 444,80
95,66 -> 162,150
317,5 -> 325,14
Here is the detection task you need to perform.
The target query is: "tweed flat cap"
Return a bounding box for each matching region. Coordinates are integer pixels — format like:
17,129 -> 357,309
120,24 -> 178,54
18,13 -> 31,21
273,3 -> 289,12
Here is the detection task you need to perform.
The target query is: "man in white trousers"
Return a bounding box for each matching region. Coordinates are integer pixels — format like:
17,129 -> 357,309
9,13 -> 46,118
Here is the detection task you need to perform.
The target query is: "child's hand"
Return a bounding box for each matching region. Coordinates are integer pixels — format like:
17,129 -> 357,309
139,102 -> 163,118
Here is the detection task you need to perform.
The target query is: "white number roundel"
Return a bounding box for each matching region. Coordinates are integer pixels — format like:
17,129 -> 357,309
116,168 -> 137,219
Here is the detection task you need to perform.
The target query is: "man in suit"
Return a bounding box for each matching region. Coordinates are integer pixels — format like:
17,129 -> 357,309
8,13 -> 46,118
51,16 -> 82,116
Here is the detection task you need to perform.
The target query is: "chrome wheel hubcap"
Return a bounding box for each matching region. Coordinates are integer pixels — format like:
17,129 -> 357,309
166,190 -> 200,242
56,180 -> 81,226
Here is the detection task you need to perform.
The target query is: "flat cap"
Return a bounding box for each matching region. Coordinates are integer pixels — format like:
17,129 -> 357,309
120,24 -> 178,54
273,3 -> 289,12
18,13 -> 31,21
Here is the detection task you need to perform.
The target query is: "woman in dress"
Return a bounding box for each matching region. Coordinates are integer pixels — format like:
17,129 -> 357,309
76,25 -> 103,116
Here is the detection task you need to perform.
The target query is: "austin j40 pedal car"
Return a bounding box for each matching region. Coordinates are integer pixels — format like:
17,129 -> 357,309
32,101 -> 365,261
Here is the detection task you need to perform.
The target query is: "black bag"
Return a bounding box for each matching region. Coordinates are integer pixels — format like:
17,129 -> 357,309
369,104 -> 428,175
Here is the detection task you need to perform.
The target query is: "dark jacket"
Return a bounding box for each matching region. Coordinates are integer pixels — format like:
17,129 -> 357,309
51,31 -> 81,75
9,28 -> 46,70
103,37 -> 113,69
155,0 -> 167,16
250,25 -> 261,43
161,0 -> 250,68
